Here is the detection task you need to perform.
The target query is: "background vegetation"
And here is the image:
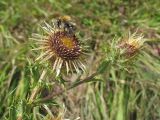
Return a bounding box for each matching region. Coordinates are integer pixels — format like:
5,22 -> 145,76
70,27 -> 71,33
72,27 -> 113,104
0,0 -> 160,120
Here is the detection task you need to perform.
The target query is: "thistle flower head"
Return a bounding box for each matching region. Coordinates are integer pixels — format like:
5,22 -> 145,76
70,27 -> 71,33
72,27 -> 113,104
32,18 -> 87,76
118,32 -> 145,57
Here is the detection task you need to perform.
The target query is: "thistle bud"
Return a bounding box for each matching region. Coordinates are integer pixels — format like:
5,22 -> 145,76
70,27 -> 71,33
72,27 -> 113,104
118,32 -> 145,57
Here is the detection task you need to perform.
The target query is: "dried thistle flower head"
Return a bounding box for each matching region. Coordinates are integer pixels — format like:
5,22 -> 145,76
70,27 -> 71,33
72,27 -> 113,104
118,32 -> 145,57
32,17 -> 87,76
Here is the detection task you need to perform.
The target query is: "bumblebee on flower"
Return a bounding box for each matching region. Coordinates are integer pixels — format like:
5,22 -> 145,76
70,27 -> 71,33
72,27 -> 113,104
32,16 -> 87,76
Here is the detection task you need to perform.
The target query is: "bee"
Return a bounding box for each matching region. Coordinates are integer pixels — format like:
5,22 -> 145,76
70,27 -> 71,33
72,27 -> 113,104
55,15 -> 77,35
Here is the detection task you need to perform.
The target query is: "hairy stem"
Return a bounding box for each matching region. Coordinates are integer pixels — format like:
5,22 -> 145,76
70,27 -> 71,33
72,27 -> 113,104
29,70 -> 47,103
35,72 -> 98,103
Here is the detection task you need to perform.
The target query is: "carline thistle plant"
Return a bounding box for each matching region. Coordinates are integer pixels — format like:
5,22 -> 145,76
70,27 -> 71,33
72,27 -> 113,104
32,16 -> 87,76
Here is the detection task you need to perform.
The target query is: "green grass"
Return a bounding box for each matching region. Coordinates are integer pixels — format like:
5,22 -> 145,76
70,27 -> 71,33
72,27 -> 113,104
0,0 -> 160,120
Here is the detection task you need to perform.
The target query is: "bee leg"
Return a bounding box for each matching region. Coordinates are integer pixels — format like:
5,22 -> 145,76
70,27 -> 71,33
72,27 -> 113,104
55,19 -> 63,29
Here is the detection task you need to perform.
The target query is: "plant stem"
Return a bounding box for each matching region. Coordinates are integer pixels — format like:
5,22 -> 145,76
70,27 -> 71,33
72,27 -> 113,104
29,70 -> 47,103
35,72 -> 98,103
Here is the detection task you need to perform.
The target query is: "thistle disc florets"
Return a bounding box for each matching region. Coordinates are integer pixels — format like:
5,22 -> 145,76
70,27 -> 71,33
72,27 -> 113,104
50,31 -> 81,60
32,17 -> 87,76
